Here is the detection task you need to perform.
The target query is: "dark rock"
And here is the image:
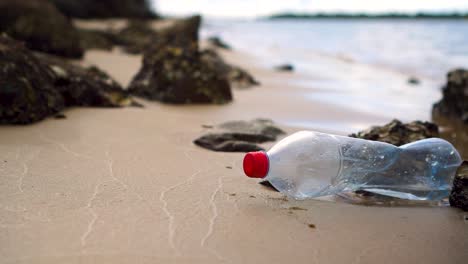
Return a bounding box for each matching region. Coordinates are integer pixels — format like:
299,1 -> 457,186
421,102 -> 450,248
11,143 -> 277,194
449,161 -> 468,211
78,29 -> 116,51
200,49 -> 259,88
36,53 -> 135,107
0,0 -> 84,58
0,35 -> 65,124
207,36 -> 231,50
275,64 -> 294,72
433,69 -> 468,123
289,206 -> 307,211
194,134 -> 265,152
349,119 -> 439,146
193,119 -> 285,152
54,113 -> 67,119
128,16 -> 233,104
50,0 -> 156,19
218,119 -> 285,140
0,35 -> 134,125
129,46 -> 232,104
408,77 -> 420,85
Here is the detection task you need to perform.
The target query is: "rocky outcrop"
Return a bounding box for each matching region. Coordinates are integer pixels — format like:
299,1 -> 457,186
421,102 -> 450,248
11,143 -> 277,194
449,161 -> 468,211
129,46 -> 232,104
128,16 -> 233,104
50,0 -> 156,19
0,0 -> 83,58
349,119 -> 439,146
200,49 -> 259,89
433,69 -> 468,123
0,35 -> 64,124
194,119 -> 285,152
0,35 -> 135,125
36,53 -> 136,107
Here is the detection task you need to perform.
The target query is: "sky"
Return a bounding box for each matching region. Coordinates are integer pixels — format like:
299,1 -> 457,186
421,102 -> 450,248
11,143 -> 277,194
152,0 -> 468,18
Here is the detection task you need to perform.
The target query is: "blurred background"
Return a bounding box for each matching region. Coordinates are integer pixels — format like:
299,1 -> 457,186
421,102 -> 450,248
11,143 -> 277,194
156,0 -> 467,18
155,0 -> 468,121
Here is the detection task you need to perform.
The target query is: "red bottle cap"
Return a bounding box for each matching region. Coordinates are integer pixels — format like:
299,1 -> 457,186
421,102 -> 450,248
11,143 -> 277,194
243,151 -> 269,178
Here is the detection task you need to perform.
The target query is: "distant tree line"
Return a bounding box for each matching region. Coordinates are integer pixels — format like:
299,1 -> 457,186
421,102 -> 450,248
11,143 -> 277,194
268,12 -> 468,20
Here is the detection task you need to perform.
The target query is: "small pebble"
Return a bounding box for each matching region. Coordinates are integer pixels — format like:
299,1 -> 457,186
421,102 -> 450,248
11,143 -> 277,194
289,206 -> 307,211
54,113 -> 67,119
408,77 -> 420,85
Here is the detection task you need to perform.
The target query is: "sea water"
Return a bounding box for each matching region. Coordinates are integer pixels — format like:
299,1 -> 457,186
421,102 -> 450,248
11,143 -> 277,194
202,18 -> 468,122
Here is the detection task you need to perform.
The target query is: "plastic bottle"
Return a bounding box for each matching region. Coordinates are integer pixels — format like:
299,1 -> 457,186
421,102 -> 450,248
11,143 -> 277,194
243,131 -> 462,201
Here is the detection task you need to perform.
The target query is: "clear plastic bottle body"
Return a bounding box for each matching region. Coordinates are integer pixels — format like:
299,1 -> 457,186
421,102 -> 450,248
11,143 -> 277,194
265,131 -> 462,200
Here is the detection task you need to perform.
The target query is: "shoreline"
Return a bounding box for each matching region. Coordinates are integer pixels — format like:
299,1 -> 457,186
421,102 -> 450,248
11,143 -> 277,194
79,39 -> 390,135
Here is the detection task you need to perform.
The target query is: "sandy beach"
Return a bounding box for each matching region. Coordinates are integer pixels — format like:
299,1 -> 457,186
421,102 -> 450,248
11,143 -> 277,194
1,19 -> 467,263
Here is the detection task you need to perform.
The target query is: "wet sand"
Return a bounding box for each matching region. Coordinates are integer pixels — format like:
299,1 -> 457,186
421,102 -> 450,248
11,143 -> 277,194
1,35 -> 467,263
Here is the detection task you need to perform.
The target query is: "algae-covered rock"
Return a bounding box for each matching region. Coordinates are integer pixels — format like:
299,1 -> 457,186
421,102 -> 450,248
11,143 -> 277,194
50,0 -> 156,19
200,49 -> 259,89
0,35 -> 136,125
194,119 -> 285,152
194,134 -> 266,152
36,53 -> 135,107
433,69 -> 468,123
0,0 -> 83,58
349,119 -> 439,146
0,35 -> 64,124
128,16 -> 233,104
129,47 -> 232,104
217,119 -> 285,140
449,161 -> 468,211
